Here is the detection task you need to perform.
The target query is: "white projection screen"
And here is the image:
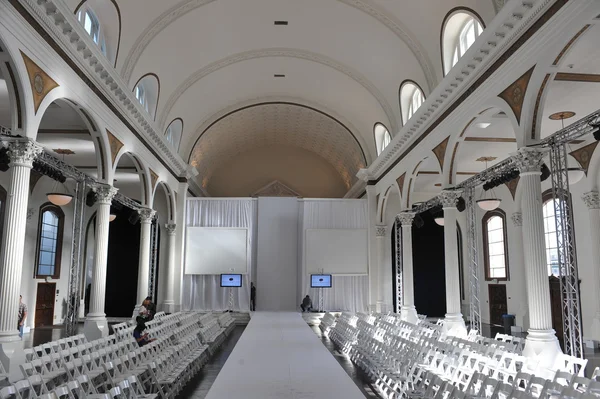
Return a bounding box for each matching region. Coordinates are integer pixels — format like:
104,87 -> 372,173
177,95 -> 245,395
185,227 -> 249,275
305,229 -> 368,275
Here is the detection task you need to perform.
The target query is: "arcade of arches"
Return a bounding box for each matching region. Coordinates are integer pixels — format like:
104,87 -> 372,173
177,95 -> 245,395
1,0 -> 600,396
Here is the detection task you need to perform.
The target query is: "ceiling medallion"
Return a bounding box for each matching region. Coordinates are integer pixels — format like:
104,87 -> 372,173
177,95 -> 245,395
548,111 -> 576,120
475,156 -> 497,162
33,73 -> 44,94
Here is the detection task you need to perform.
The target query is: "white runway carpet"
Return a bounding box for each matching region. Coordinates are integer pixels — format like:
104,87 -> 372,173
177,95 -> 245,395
205,312 -> 366,399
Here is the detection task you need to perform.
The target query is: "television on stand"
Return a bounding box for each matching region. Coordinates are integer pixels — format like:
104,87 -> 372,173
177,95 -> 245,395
220,274 -> 243,287
310,274 -> 332,288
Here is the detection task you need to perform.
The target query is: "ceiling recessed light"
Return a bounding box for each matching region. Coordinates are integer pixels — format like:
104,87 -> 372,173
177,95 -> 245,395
274,21 -> 288,25
475,122 -> 491,129
274,74 -> 285,78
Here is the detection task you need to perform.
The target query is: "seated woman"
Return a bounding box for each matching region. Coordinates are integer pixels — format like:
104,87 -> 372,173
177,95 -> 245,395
133,317 -> 155,347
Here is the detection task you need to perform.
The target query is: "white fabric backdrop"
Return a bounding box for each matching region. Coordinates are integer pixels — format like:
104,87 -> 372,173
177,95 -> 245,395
183,199 -> 257,311
300,199 -> 368,312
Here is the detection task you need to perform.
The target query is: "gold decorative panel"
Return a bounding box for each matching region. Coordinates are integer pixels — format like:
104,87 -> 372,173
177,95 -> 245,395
150,169 -> 159,191
498,66 -> 535,124
21,51 -> 59,114
432,136 -> 450,172
570,141 -> 599,175
396,173 -> 406,196
106,130 -> 124,167
505,177 -> 520,200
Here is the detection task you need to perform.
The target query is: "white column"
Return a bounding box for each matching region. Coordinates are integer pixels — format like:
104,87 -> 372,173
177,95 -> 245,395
511,212 -> 529,331
83,184 -> 117,341
366,184 -> 378,312
173,181 -> 188,313
375,225 -> 387,313
513,148 -> 561,370
0,140 -> 42,380
162,223 -> 177,313
582,191 -> 600,341
136,208 -> 156,305
398,212 -> 418,324
440,189 -> 467,337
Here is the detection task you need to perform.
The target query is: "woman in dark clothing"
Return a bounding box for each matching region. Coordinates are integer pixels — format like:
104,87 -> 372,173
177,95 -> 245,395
133,317 -> 154,347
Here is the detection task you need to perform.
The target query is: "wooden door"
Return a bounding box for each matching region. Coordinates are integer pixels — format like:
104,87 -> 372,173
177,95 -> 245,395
488,284 -> 508,326
35,283 -> 56,327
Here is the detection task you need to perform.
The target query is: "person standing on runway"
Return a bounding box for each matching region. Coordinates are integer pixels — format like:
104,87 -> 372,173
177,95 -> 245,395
250,282 -> 256,311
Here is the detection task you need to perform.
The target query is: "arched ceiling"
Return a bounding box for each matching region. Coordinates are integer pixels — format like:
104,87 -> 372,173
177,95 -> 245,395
64,0 -> 497,197
189,103 -> 366,191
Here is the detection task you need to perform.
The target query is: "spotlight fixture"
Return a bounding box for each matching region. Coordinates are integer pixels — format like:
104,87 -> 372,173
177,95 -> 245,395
86,190 -> 98,207
591,122 -> 600,141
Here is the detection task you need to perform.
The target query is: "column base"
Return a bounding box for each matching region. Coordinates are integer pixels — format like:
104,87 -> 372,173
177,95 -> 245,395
376,301 -> 384,313
523,329 -> 562,378
442,313 -> 467,338
0,337 -> 25,382
161,300 -> 175,314
83,314 -> 109,341
368,304 -> 377,313
400,305 -> 418,324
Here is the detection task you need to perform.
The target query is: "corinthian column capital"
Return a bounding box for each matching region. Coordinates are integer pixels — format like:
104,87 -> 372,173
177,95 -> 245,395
440,189 -> 463,208
397,212 -> 416,226
512,147 -> 546,174
93,184 -> 118,204
138,207 -> 156,223
5,140 -> 43,167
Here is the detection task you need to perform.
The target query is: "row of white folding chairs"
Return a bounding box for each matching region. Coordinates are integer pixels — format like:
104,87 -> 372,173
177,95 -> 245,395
24,335 -> 89,362
356,312 -> 376,325
319,312 -> 337,336
329,319 -> 359,353
216,313 -> 236,336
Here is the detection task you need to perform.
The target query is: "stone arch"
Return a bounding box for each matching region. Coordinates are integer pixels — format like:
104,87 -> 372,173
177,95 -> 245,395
112,150 -> 150,206
151,180 -> 176,223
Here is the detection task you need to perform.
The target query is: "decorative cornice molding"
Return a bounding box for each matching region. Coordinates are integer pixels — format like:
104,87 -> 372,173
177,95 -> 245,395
157,48 -> 397,134
582,191 -> 600,210
440,189 -> 463,208
511,212 -> 523,227
120,0 -> 436,91
13,0 -> 187,176
512,147 -> 545,174
375,225 -> 387,236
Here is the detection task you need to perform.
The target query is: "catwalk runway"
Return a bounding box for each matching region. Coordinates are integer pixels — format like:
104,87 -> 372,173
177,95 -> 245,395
205,312 -> 365,399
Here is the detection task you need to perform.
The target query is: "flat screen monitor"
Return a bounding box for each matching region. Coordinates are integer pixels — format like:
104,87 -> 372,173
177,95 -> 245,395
311,274 -> 332,288
220,274 -> 242,287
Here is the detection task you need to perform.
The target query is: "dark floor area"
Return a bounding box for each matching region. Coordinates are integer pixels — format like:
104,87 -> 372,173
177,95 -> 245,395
176,325 -> 246,399
311,325 -> 381,398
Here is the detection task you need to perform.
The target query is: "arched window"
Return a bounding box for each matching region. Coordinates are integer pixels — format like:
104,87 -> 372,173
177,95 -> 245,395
543,195 -> 561,276
35,203 -> 65,279
483,209 -> 509,280
442,10 -> 484,75
374,123 -> 391,156
77,7 -> 106,55
399,81 -> 426,125
165,118 -> 183,151
133,74 -> 160,120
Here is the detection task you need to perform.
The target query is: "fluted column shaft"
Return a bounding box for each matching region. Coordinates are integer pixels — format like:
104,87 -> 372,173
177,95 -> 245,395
366,185 -> 378,311
0,141 -> 42,340
375,225 -> 387,312
513,148 -> 560,367
583,191 -> 600,340
87,185 -> 117,319
511,212 -> 529,330
136,209 -> 155,304
399,212 -> 418,323
163,224 -> 177,311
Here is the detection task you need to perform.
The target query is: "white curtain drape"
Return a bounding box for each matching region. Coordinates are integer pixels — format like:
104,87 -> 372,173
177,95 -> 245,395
300,199 -> 368,312
183,199 -> 257,311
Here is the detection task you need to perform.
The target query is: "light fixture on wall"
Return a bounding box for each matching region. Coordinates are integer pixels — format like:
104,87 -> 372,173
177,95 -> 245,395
47,149 -> 75,206
476,157 -> 501,211
549,111 -> 584,185
434,216 -> 445,226
109,214 -> 117,222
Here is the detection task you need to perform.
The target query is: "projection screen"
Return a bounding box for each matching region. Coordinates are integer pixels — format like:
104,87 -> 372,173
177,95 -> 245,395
185,227 -> 249,275
305,228 -> 368,275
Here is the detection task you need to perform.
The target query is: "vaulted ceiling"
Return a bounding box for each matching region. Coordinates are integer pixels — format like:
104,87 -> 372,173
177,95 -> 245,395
61,0 -> 497,197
